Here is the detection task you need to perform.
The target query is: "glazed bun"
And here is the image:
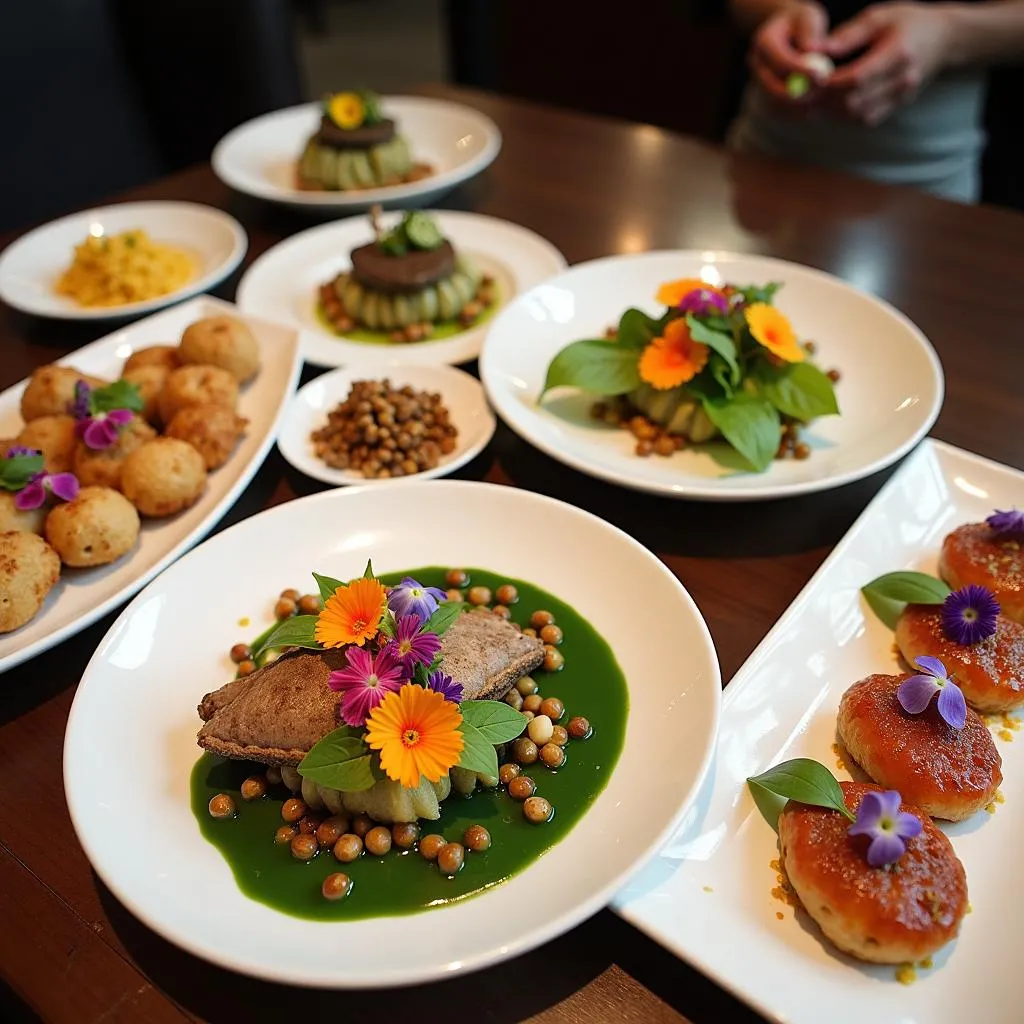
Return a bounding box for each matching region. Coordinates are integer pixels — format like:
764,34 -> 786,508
940,522 -> 1024,625
16,414 -> 77,473
120,365 -> 168,426
20,366 -> 107,421
44,486 -> 140,567
158,364 -> 238,424
120,437 -> 207,517
123,344 -> 181,374
164,404 -> 248,470
0,531 -> 61,632
71,415 -> 157,490
179,316 -> 260,384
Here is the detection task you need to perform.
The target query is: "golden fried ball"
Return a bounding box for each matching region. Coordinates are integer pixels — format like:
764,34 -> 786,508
120,365 -> 168,426
164,405 -> 249,471
123,344 -> 181,374
158,365 -> 239,424
0,530 -> 61,632
71,415 -> 157,490
179,316 -> 261,384
20,366 -> 107,422
120,438 -> 207,518
44,486 -> 140,567
0,493 -> 47,536
16,414 -> 78,474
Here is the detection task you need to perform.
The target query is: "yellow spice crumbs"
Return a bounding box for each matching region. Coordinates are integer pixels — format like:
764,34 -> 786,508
238,617 -> 250,627
702,886 -> 713,893
998,729 -> 1014,742
986,789 -> 1006,815
966,903 -> 973,914
770,858 -> 800,909
896,964 -> 917,986
775,911 -> 784,921
919,957 -> 933,970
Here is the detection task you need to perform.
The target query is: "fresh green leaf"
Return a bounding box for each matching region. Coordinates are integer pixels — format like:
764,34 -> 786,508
616,307 -> 662,349
298,729 -> 376,792
710,360 -> 735,397
541,340 -> 640,398
747,758 -> 854,824
362,559 -> 375,579
90,379 -> 143,415
756,362 -> 839,422
459,700 -> 529,744
456,720 -> 499,778
686,315 -> 740,386
0,451 -> 44,491
737,282 -> 782,306
377,614 -> 396,639
862,589 -> 905,631
312,572 -> 344,604
251,614 -> 320,658
701,394 -> 780,473
861,571 -> 951,629
748,783 -> 788,834
423,600 -> 463,636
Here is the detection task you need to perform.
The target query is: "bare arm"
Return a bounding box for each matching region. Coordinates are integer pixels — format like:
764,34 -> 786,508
729,0 -> 804,34
945,1 -> 1024,66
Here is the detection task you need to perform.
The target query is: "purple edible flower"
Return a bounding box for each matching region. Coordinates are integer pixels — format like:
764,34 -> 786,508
942,584 -> 999,646
847,790 -> 922,868
386,576 -> 447,625
424,669 -> 463,704
987,508 -> 1024,538
386,614 -> 442,672
327,646 -> 405,727
70,380 -> 92,420
4,445 -> 38,459
677,287 -> 729,318
897,655 -> 967,730
75,408 -> 134,450
14,470 -> 80,511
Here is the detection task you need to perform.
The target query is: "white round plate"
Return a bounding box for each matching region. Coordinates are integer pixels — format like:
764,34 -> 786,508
237,209 -> 566,367
480,250 -> 944,501
0,201 -> 247,321
64,481 -> 720,988
278,364 -> 496,485
212,97 -> 501,213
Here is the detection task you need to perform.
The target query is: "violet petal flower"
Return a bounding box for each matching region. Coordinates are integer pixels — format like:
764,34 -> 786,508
14,480 -> 46,511
387,577 -> 448,624
987,508 -> 1024,537
13,470 -> 81,511
425,669 -> 464,703
896,673 -> 939,714
4,445 -> 39,459
677,287 -> 729,318
81,416 -> 121,450
936,682 -> 968,731
941,584 -> 1000,646
847,790 -> 922,868
897,656 -> 967,730
327,646 -> 405,727
70,380 -> 92,420
386,614 -> 442,672
107,408 -> 134,427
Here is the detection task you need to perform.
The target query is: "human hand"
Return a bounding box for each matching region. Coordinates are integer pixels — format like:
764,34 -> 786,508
749,1 -> 831,105
822,3 -> 956,125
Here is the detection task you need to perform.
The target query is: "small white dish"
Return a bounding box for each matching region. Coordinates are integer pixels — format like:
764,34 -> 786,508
63,480 -> 721,988
0,201 -> 247,321
236,209 -> 565,368
278,364 -> 496,486
0,296 -> 301,675
480,250 -> 944,501
615,439 -> 1024,1024
212,97 -> 501,213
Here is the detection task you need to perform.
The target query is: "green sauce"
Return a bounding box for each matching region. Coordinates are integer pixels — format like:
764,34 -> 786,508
191,567 -> 628,921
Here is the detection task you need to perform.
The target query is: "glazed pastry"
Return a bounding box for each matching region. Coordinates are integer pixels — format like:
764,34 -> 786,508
940,521 -> 1024,625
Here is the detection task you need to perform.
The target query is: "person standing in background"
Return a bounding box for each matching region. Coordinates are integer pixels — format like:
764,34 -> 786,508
728,0 -> 1024,202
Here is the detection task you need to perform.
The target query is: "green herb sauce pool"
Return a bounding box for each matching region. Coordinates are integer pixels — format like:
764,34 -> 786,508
191,567 -> 628,921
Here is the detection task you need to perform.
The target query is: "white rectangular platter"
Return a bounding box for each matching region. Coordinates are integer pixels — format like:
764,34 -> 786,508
614,438 -> 1024,1024
0,296 -> 301,674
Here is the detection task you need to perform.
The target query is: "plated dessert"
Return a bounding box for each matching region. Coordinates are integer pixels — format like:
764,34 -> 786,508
298,90 -> 432,193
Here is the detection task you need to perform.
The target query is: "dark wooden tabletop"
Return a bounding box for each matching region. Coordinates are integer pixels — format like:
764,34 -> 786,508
2,83 -> 1023,1024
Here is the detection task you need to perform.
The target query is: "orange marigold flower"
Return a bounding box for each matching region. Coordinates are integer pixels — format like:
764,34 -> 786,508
656,277 -> 726,308
315,576 -> 387,648
638,318 -> 710,390
745,303 -> 805,363
364,684 -> 465,789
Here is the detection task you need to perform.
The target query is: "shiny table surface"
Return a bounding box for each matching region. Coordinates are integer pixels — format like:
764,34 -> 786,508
1,84 -> 1022,1024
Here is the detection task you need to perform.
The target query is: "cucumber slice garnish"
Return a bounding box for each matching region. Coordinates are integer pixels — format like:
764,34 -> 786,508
404,212 -> 444,251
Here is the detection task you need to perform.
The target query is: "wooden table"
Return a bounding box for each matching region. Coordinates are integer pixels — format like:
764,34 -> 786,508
2,84 -> 1023,1024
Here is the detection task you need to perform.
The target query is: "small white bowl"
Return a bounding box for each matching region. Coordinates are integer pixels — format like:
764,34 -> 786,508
277,364 -> 496,486
0,201 -> 247,321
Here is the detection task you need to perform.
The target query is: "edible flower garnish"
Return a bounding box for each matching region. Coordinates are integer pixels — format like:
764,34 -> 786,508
638,318 -> 709,390
0,447 -> 78,509
0,447 -> 44,492
71,379 -> 143,451
425,668 -> 464,703
328,646 -> 405,727
315,576 -> 388,648
677,287 -> 729,318
744,303 -> 805,363
387,614 -> 442,671
364,683 -> 464,788
847,790 -> 922,868
655,277 -> 724,308
327,91 -> 365,130
897,656 -> 967,730
987,508 -> 1024,537
387,576 -> 447,625
942,584 -> 999,646
4,445 -> 37,459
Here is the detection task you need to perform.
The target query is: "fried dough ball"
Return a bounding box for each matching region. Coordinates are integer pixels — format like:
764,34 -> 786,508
164,405 -> 248,471
15,414 -> 78,474
0,531 -> 61,632
159,364 -> 238,424
45,486 -> 140,567
779,781 -> 967,964
123,345 -> 181,374
120,365 -> 168,426
0,493 -> 46,536
179,316 -> 260,383
71,415 -> 157,490
939,522 -> 1024,626
0,438 -> 17,453
20,366 -> 108,422
838,672 -> 1002,820
120,438 -> 207,518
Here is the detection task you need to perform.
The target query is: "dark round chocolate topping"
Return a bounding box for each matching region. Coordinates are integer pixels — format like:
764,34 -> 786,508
315,115 -> 396,150
350,239 -> 456,293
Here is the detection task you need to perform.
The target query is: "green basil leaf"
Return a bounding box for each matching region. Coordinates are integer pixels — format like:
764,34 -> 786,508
737,282 -> 782,306
459,700 -> 528,744
377,614 -> 397,639
362,559 -> 375,579
251,614 -> 320,658
456,720 -> 499,778
541,340 -> 640,398
616,307 -> 662,348
0,451 -> 44,490
747,758 -> 854,823
747,783 -> 788,834
701,394 -> 780,472
862,589 -> 905,631
298,729 -> 376,792
711,359 -> 735,398
423,600 -> 464,636
312,572 -> 344,605
861,571 -> 951,630
90,379 -> 143,415
757,362 -> 839,422
686,315 -> 740,386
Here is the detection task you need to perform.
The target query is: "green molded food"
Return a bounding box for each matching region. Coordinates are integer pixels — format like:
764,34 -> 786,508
191,567 -> 628,921
298,136 -> 418,191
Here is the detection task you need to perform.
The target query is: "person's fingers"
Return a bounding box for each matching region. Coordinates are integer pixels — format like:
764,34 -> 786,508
750,51 -> 797,102
827,32 -> 907,90
793,2 -> 829,51
757,15 -> 812,78
843,67 -> 919,121
823,6 -> 884,58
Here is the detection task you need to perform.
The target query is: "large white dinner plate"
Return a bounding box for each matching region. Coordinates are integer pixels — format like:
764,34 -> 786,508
278,364 -> 496,486
212,97 -> 501,213
480,251 -> 944,501
0,296 -> 301,674
615,439 -> 1024,1024
237,209 -> 566,367
0,202 -> 247,320
63,481 -> 721,988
